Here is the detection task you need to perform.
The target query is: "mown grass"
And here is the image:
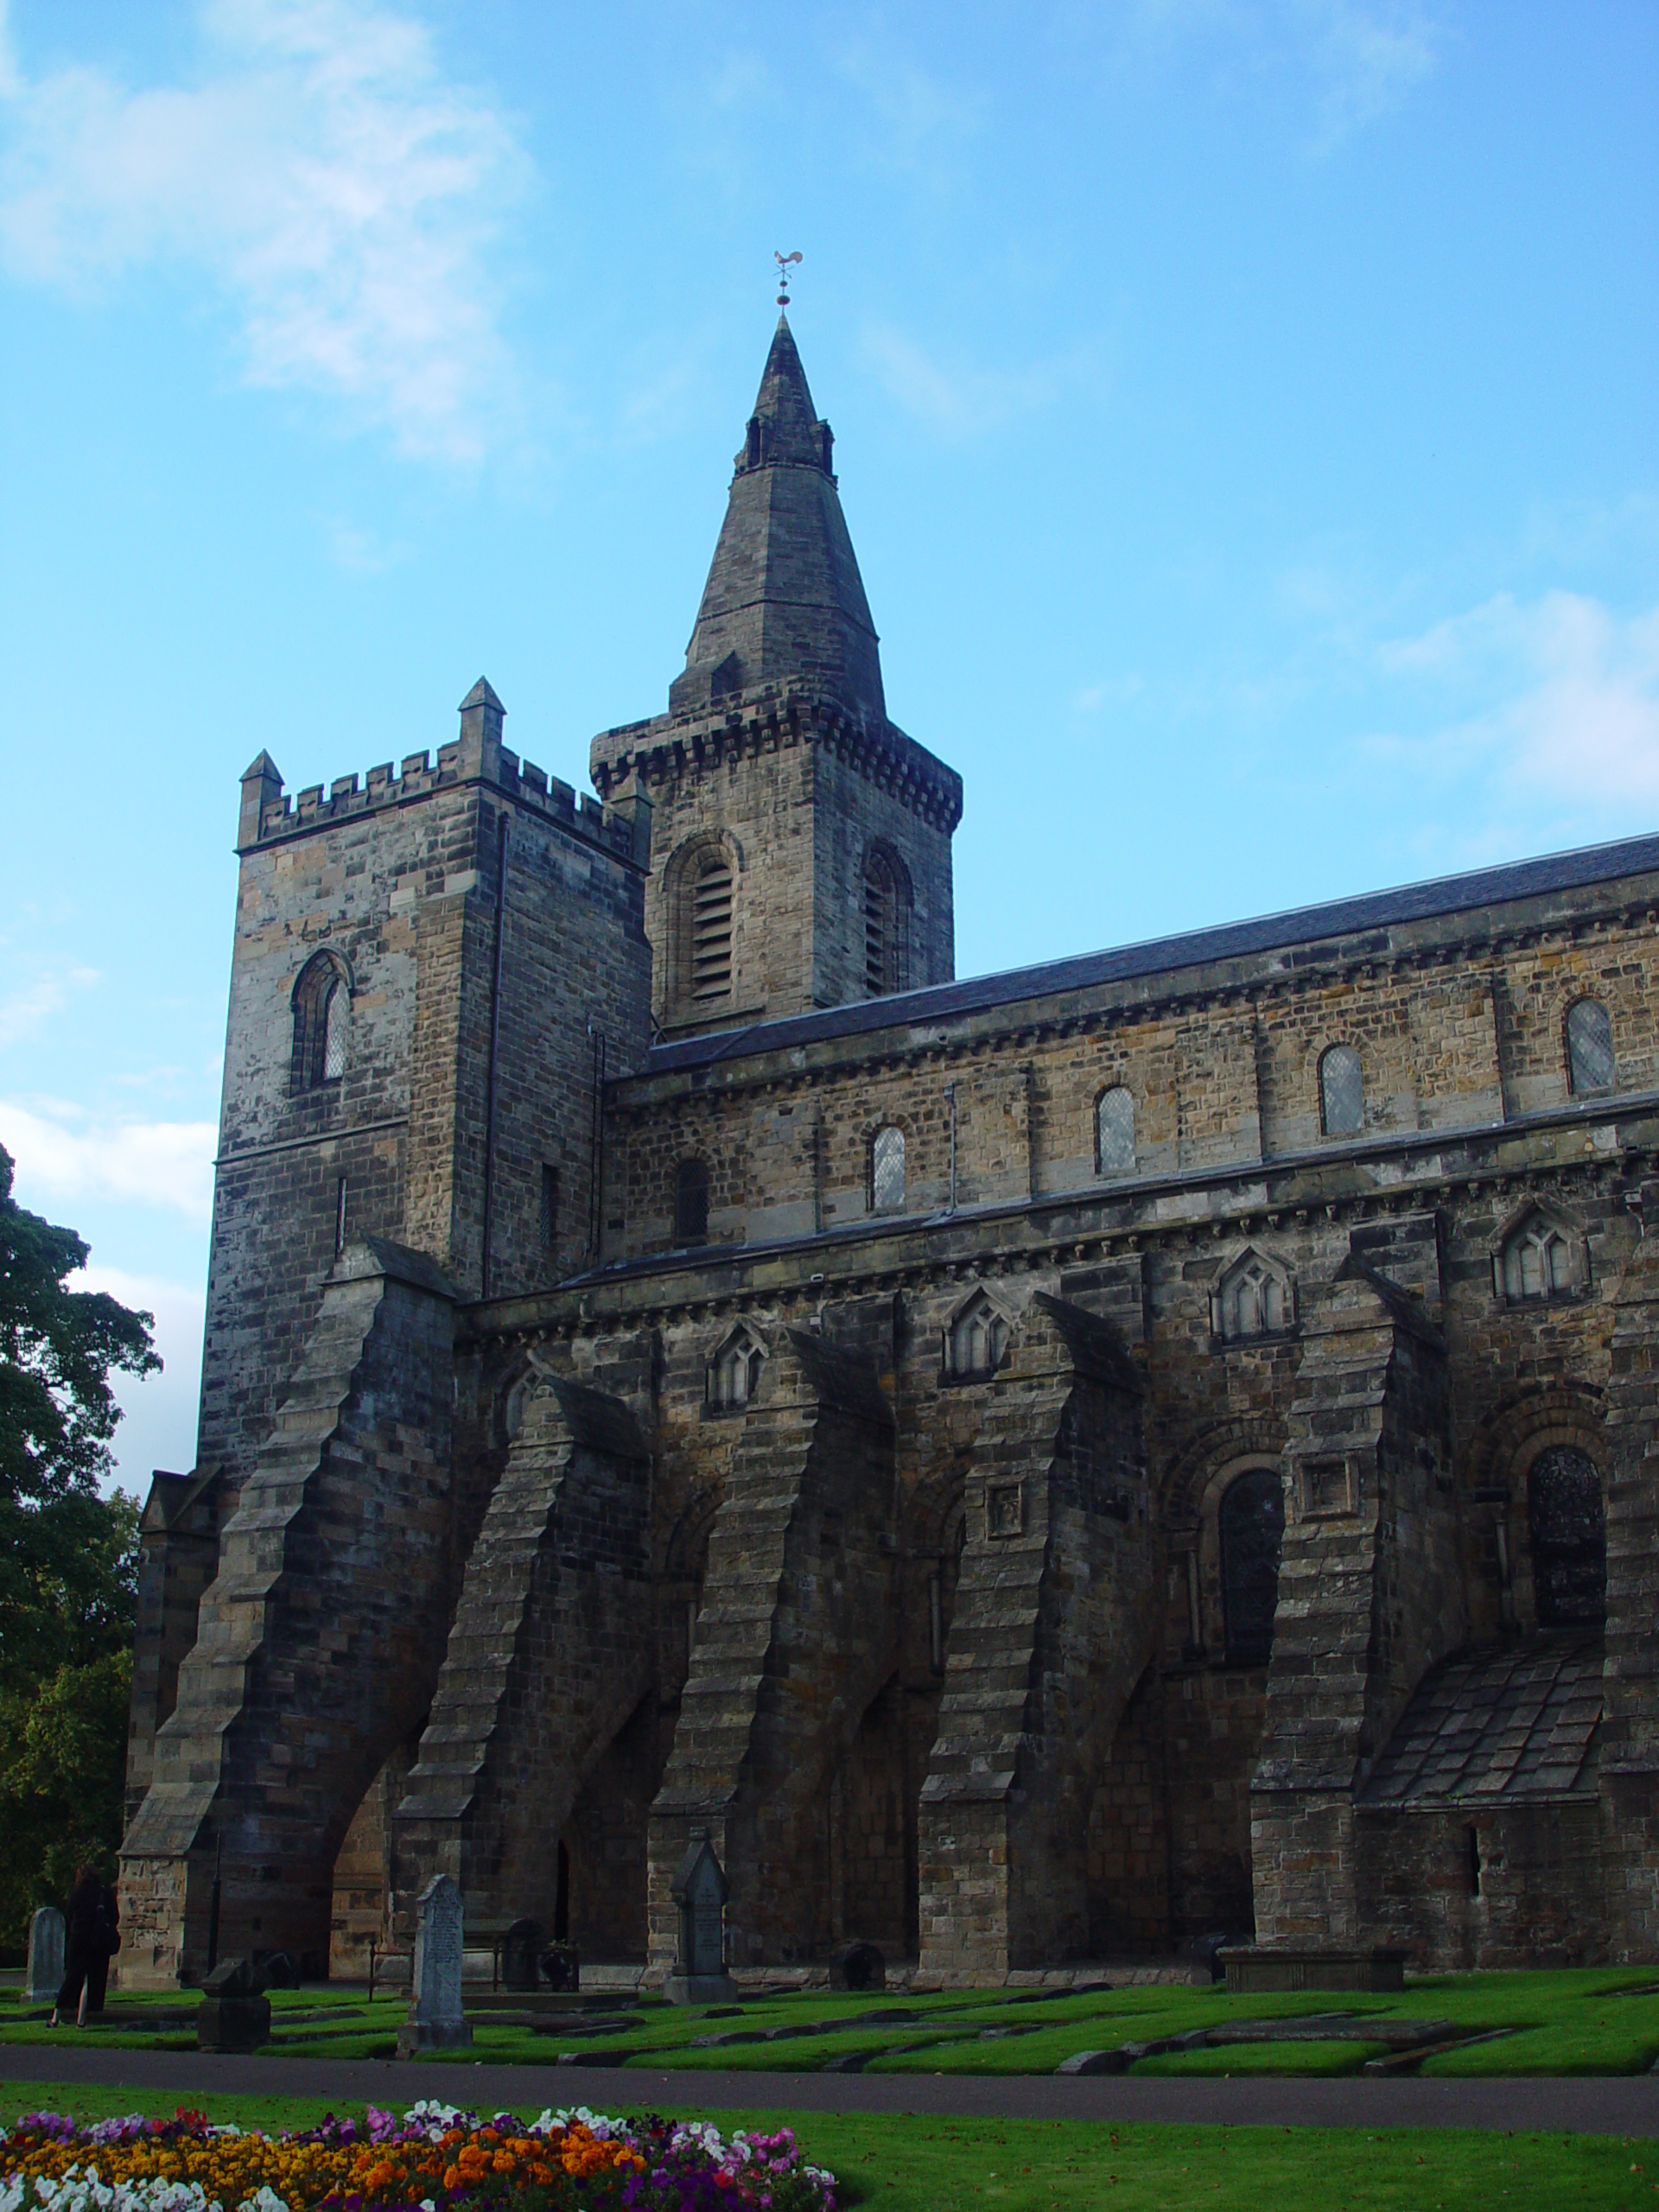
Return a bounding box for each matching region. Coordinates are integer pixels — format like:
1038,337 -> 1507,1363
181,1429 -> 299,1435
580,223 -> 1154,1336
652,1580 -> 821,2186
3,2081 -> 1656,2209
4,1969 -> 1659,2078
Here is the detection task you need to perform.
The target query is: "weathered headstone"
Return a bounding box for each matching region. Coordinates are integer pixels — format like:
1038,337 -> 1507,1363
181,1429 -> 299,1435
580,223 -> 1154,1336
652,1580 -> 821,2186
664,1834 -> 738,2005
26,1908 -> 65,2005
500,1917 -> 545,1992
196,1958 -> 271,2052
830,1940 -> 885,1993
397,1875 -> 474,2053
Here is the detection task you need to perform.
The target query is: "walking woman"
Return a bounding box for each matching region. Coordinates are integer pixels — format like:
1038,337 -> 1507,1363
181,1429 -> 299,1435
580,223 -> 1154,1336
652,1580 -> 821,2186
49,1866 -> 118,2027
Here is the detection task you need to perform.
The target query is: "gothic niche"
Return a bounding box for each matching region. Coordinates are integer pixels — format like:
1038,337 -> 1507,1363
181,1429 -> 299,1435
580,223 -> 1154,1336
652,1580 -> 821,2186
1211,1248 -> 1295,1343
1493,1204 -> 1586,1304
707,1322 -> 767,1413
1528,1446 -> 1606,1628
941,1287 -> 1013,1382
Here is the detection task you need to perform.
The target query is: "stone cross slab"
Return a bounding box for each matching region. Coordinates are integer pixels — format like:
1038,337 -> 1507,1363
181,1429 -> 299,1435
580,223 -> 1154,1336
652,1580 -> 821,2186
665,1834 -> 738,2005
397,1874 -> 474,2052
26,1908 -> 64,2004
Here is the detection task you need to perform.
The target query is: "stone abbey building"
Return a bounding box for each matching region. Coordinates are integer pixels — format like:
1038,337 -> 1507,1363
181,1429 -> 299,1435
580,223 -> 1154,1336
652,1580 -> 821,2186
121,315 -> 1659,1987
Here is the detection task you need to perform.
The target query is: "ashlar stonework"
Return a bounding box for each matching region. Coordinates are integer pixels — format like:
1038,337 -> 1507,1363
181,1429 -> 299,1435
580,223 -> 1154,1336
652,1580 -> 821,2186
121,312 -> 1659,1986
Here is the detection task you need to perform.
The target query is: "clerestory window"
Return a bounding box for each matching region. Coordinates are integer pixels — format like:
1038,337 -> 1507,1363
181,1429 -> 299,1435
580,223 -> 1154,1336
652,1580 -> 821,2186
674,1158 -> 709,1245
871,1126 -> 906,1214
1566,999 -> 1614,1096
1319,1045 -> 1363,1137
1096,1086 -> 1135,1177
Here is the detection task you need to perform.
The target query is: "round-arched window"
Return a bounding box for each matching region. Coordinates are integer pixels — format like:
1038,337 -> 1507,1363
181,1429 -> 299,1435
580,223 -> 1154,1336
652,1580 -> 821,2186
1319,1045 -> 1363,1137
1528,1446 -> 1606,1628
1220,1466 -> 1285,1666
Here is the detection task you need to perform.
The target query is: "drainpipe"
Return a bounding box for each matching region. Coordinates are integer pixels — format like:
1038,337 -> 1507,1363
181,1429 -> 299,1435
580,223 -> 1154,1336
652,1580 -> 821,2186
480,812 -> 509,1299
588,1021 -> 607,1260
945,1082 -> 957,1214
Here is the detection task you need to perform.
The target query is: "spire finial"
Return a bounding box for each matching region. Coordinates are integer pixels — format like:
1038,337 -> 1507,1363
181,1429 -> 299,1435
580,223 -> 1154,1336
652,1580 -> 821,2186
773,249 -> 802,308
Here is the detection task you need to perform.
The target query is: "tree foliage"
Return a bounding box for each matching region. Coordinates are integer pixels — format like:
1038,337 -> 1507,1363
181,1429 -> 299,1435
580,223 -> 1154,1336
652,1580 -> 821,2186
1,1143 -> 159,1503
0,1144 -> 160,1948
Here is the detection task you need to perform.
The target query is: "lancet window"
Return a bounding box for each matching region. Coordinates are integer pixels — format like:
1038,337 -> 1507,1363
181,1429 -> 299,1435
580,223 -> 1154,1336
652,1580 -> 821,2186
290,952 -> 349,1093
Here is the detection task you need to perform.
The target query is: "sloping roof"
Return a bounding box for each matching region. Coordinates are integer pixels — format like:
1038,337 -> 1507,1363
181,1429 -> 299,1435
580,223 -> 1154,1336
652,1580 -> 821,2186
1360,1636 -> 1603,1806
668,315 -> 885,727
643,828 -> 1659,1077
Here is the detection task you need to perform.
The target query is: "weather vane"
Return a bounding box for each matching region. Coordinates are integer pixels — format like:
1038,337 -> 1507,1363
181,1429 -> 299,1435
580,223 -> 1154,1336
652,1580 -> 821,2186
774,250 -> 802,308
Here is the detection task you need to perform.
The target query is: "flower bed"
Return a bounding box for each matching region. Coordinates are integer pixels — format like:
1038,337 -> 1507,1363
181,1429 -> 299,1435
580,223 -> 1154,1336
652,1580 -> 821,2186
0,2103 -> 837,2212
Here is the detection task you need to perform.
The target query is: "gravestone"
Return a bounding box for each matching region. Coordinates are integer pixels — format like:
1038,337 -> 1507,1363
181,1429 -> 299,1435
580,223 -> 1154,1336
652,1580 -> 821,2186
196,1958 -> 271,2052
397,1875 -> 474,2053
664,1834 -> 738,2005
500,1917 -> 545,1992
830,1940 -> 885,1993
26,1908 -> 65,2005
538,1940 -> 580,1993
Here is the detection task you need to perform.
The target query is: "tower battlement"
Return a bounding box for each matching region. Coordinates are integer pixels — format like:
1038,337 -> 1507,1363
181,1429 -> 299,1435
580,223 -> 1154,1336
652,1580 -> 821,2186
239,679 -> 648,868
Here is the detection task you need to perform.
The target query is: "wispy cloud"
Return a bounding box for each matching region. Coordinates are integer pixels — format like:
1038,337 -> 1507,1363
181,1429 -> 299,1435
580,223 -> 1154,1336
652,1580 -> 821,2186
1298,0 -> 1440,154
859,323 -> 1104,442
1380,591 -> 1659,809
0,962 -> 98,1048
0,0 -> 530,460
1100,0 -> 1442,154
0,1099 -> 217,1222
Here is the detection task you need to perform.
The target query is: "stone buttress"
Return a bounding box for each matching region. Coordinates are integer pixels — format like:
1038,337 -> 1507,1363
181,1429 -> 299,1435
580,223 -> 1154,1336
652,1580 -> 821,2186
1601,1180 -> 1659,1959
645,1325 -> 898,1969
917,1294 -> 1153,1979
392,1376 -> 653,1943
1249,1263 -> 1460,1945
120,1240 -> 461,1986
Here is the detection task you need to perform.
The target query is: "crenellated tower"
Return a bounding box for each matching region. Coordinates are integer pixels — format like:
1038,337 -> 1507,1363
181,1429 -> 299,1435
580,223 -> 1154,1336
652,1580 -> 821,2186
590,315 -> 962,1036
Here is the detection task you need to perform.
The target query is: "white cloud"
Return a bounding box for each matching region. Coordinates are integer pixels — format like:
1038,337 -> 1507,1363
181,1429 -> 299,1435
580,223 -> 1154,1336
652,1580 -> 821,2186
860,323 -> 1104,442
0,963 -> 98,1048
0,1099 -> 217,1222
1381,591 -> 1659,808
0,0 -> 529,459
79,1264 -> 206,1491
1299,0 -> 1440,154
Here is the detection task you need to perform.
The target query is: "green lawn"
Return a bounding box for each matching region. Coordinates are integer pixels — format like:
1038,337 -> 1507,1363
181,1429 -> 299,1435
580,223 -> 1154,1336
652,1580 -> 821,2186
3,2082 -> 1656,2210
4,1969 -> 1659,2078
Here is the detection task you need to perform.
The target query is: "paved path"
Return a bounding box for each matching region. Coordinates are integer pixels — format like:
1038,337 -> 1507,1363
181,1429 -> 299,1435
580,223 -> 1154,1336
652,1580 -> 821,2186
2,2046 -> 1656,2137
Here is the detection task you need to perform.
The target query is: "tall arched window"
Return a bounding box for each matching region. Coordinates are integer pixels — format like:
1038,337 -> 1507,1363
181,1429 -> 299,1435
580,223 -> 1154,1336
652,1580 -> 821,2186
1528,1446 -> 1606,1628
674,1158 -> 709,1245
1220,1466 -> 1285,1667
290,953 -> 348,1093
1096,1086 -> 1135,1176
1566,998 -> 1614,1095
1319,1045 -> 1363,1136
871,1126 -> 906,1213
690,853 -> 734,1004
863,847 -> 907,998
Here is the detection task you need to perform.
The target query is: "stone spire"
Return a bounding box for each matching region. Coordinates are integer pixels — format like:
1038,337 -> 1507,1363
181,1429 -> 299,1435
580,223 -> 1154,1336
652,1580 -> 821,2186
668,315 -> 885,727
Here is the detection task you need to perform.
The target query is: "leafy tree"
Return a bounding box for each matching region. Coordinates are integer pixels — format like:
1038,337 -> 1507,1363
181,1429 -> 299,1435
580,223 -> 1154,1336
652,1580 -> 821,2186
0,1143 -> 160,1948
1,1143 -> 159,1504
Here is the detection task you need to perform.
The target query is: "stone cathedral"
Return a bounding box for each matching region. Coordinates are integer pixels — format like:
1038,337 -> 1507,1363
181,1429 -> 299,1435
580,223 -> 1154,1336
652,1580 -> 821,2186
120,315 -> 1659,1989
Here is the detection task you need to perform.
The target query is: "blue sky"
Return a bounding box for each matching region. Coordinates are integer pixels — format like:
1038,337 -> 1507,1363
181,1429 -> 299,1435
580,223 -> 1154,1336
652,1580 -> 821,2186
1,0 -> 1655,1491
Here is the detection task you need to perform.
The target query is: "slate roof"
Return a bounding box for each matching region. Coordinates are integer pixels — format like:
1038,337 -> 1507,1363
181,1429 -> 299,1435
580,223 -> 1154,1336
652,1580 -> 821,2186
1360,1636 -> 1604,1806
668,315 -> 886,727
643,828 -> 1659,1077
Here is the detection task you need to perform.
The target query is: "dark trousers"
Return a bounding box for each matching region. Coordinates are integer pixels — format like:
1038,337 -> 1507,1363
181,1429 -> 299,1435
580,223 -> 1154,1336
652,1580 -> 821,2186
56,1946 -> 110,2018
